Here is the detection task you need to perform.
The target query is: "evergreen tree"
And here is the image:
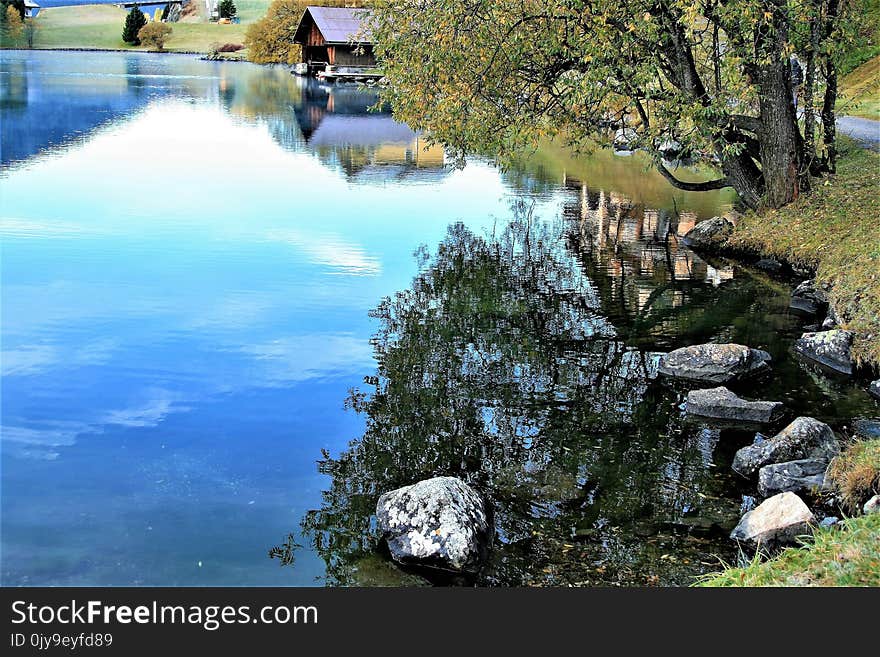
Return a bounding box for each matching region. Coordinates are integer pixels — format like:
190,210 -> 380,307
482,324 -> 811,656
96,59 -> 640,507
122,6 -> 147,45
218,0 -> 236,19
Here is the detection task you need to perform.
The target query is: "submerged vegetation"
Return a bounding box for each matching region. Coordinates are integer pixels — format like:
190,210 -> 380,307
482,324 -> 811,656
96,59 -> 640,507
729,139 -> 880,366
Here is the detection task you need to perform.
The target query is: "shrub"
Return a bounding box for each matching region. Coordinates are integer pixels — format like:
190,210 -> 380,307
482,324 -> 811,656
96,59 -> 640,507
217,42 -> 244,52
122,7 -> 147,45
138,21 -> 172,51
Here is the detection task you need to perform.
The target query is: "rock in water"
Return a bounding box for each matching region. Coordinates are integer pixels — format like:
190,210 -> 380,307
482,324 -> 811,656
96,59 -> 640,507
757,459 -> 829,497
376,476 -> 491,573
869,380 -> 880,401
794,329 -> 854,375
685,386 -> 783,423
730,492 -> 815,547
732,417 -> 839,477
681,216 -> 733,251
658,343 -> 771,384
789,280 -> 828,316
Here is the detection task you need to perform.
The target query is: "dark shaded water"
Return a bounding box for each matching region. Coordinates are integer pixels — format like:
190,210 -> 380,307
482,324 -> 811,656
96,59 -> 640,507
2,51 -> 877,586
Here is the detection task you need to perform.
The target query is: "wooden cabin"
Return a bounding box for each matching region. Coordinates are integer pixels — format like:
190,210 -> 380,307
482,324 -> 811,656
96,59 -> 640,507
293,7 -> 376,77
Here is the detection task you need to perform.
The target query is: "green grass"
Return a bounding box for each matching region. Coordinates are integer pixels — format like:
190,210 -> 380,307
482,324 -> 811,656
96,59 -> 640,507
728,140 -> 880,367
826,439 -> 880,514
9,2 -> 271,53
697,513 -> 880,586
838,55 -> 880,120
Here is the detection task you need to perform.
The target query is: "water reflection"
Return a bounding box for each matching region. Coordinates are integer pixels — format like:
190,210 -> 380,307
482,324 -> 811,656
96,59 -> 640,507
299,205 -> 752,586
3,51 -> 875,587
1,51 -> 445,185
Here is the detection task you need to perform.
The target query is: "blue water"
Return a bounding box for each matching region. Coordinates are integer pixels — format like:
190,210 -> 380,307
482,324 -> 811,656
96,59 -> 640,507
4,51 -> 874,586
0,51 -> 568,584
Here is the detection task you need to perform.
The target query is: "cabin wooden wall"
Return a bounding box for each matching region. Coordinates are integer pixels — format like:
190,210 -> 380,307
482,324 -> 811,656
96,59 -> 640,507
333,46 -> 377,67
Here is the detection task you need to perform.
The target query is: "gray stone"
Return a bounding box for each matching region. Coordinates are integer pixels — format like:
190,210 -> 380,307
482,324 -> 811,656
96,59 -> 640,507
789,280 -> 828,316
658,343 -> 771,384
794,329 -> 854,375
685,386 -> 783,423
376,476 -> 491,573
755,258 -> 783,272
682,216 -> 733,251
821,306 -> 840,330
757,459 -> 829,497
730,492 -> 815,547
732,416 -> 839,477
869,380 -> 880,401
864,495 -> 880,515
819,516 -> 839,528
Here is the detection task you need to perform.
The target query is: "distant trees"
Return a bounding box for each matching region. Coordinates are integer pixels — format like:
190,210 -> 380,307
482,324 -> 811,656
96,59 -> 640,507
244,0 -> 306,64
218,0 -> 237,19
138,21 -> 172,51
2,4 -> 23,44
122,6 -> 147,46
1,0 -> 24,20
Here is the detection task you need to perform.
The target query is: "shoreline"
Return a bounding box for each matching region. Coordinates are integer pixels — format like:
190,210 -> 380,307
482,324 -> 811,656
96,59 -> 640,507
1,47 -> 253,61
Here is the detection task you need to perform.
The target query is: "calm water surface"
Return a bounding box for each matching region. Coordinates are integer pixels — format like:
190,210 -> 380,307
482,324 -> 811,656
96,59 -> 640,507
2,51 -> 877,586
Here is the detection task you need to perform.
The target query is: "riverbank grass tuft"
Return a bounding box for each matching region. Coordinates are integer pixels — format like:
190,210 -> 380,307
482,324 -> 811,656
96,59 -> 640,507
826,439 -> 880,513
728,140 -> 880,367
697,513 -> 880,586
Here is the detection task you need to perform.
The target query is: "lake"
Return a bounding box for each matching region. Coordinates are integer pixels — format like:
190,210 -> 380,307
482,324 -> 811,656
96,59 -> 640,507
2,51 -> 876,586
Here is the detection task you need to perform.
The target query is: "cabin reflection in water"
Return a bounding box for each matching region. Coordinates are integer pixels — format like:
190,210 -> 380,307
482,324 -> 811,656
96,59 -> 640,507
288,81 -> 447,183
563,180 -> 735,316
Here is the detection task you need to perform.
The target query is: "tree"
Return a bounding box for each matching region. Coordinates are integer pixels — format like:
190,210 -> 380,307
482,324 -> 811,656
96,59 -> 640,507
138,21 -> 172,51
122,6 -> 147,45
218,0 -> 237,19
1,0 -> 25,20
3,4 -> 23,45
370,0 -> 860,210
23,16 -> 36,48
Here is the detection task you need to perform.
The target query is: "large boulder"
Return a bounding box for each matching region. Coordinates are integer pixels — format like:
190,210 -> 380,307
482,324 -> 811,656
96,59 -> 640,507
794,329 -> 854,375
658,343 -> 771,384
732,416 -> 839,477
730,492 -> 815,547
789,280 -> 828,316
685,386 -> 783,423
681,216 -> 733,251
757,459 -> 829,497
376,476 -> 491,573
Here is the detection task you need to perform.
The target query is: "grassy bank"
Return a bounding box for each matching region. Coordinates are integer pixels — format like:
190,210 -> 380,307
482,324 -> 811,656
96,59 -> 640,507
838,55 -> 880,120
700,439 -> 880,587
728,139 -> 880,367
5,2 -> 270,53
698,513 -> 880,586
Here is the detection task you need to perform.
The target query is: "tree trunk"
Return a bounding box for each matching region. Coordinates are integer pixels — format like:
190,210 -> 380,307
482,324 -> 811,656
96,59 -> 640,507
804,12 -> 820,169
821,0 -> 841,172
756,57 -> 806,208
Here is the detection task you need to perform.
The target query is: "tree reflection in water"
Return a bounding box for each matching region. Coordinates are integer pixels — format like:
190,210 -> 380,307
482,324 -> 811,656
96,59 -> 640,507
292,199 -> 781,586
